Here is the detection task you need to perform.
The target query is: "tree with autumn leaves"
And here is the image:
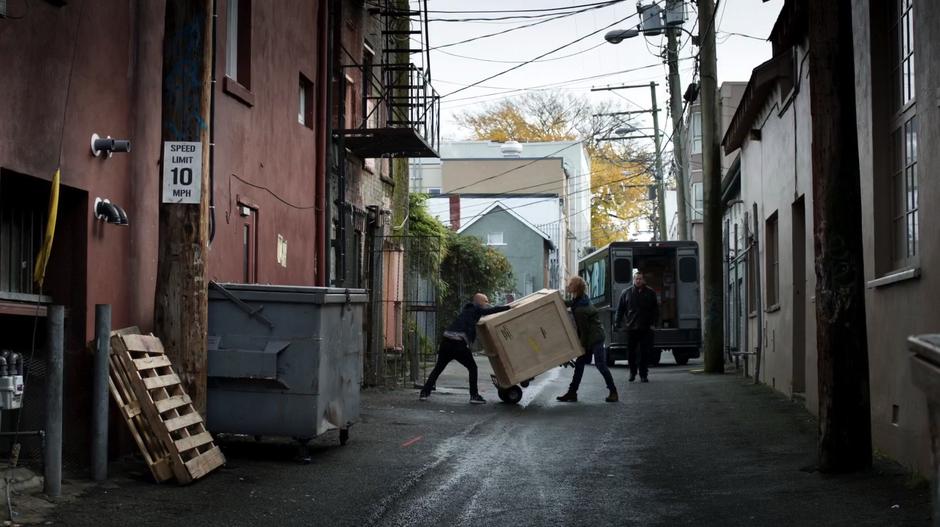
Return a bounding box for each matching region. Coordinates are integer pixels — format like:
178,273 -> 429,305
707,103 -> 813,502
455,91 -> 657,247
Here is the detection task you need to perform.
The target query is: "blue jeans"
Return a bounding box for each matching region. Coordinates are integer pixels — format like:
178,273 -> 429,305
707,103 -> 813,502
570,341 -> 617,392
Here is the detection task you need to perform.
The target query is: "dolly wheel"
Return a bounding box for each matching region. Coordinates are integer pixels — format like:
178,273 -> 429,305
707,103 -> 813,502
340,428 -> 350,446
498,385 -> 523,405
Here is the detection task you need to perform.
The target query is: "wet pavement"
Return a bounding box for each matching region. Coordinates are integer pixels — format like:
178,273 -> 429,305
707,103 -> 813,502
47,354 -> 930,526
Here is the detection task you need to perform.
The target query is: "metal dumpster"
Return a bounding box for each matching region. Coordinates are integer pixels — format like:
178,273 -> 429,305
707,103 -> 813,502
206,282 -> 368,448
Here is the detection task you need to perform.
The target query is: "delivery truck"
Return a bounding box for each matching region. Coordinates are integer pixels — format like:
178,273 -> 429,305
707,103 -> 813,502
578,241 -> 702,366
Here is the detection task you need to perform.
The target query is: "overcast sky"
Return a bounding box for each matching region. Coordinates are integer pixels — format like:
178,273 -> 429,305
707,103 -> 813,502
415,0 -> 784,151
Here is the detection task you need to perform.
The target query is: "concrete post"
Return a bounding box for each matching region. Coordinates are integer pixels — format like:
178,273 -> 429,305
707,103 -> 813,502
44,305 -> 64,497
92,304 -> 110,481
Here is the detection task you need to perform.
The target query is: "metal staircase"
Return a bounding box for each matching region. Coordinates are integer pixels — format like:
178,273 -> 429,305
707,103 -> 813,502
338,0 -> 439,158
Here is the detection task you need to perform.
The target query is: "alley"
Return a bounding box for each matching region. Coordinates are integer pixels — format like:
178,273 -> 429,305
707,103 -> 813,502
50,358 -> 929,527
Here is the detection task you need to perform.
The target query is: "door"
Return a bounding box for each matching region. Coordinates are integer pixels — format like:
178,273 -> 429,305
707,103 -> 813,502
609,248 -> 633,347
791,197 -> 806,394
240,204 -> 258,283
676,246 -> 700,329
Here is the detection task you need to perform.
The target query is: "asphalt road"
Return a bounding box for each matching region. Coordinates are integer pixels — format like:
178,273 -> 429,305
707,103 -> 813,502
48,356 -> 930,526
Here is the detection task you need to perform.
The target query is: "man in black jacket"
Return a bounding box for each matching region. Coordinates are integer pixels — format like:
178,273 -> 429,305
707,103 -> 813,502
614,272 -> 660,383
419,293 -> 511,404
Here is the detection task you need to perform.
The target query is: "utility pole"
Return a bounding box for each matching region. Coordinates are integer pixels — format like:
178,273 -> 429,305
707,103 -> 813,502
649,81 -> 669,241
591,83 -> 668,241
666,26 -> 689,240
155,0 -> 213,413
697,0 -> 724,374
807,0 -> 871,472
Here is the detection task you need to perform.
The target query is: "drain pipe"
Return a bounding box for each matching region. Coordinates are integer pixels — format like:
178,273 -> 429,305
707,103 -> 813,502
316,0 -> 332,286
752,203 -> 764,385
208,0 -> 218,244
44,305 -> 64,498
91,304 -> 110,481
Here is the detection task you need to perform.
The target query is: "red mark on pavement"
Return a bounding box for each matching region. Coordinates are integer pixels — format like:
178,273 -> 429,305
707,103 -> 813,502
401,435 -> 423,448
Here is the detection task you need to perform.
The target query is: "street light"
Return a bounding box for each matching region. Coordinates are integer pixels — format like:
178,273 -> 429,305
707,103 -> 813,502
604,29 -> 639,44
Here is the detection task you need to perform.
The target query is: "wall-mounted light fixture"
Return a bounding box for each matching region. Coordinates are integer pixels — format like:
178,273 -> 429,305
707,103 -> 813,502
94,198 -> 129,226
90,133 -> 131,158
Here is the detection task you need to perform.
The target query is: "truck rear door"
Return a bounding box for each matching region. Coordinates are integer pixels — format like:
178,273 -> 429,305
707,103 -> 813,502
610,247 -> 633,347
676,246 -> 701,331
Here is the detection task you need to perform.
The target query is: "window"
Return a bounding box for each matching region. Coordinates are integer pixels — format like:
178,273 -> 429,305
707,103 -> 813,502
888,0 -> 918,269
225,0 -> 251,88
765,212 -> 779,307
362,43 -> 379,129
613,258 -> 632,283
586,260 -> 608,303
691,111 -> 702,154
298,75 -> 313,127
679,257 -> 697,283
427,187 -> 441,196
486,232 -> 504,246
691,182 -> 704,222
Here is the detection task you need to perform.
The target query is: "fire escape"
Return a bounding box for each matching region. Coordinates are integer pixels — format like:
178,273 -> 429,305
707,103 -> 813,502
338,0 -> 440,159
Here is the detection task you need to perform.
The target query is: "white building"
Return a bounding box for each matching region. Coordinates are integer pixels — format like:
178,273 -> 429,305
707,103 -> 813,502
411,140 -> 593,279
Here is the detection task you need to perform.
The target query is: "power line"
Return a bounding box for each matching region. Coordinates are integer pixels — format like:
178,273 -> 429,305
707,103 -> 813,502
422,1 -> 626,15
430,1 -> 624,50
441,11 -> 642,98
434,42 -> 607,64
440,58 -> 694,106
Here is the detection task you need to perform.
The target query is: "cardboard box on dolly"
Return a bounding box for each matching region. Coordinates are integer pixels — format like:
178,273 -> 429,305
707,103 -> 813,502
476,289 -> 584,404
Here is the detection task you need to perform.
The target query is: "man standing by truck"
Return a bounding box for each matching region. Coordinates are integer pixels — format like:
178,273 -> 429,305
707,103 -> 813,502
614,272 -> 660,382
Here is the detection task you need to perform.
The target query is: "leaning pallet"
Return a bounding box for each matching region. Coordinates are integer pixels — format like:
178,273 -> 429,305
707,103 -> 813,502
109,329 -> 225,484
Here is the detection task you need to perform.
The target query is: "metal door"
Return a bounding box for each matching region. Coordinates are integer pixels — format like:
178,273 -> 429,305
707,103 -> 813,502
676,246 -> 700,329
609,247 -> 633,346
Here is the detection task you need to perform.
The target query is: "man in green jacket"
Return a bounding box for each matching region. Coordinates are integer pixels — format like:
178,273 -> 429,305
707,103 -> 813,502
556,276 -> 619,403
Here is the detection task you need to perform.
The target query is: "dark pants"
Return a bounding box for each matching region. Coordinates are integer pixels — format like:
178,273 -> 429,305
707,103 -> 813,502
627,329 -> 655,379
570,341 -> 617,392
423,338 -> 479,396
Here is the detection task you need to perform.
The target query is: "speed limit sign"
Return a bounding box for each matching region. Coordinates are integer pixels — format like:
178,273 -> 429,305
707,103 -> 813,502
162,141 -> 203,204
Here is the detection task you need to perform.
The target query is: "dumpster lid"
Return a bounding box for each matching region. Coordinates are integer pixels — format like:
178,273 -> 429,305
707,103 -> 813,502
209,282 -> 368,304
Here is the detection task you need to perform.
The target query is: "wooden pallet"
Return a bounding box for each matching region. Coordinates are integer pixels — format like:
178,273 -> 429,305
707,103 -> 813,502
109,329 -> 225,484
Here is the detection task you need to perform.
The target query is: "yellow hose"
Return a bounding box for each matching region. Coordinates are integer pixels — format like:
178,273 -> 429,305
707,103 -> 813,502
33,168 -> 60,287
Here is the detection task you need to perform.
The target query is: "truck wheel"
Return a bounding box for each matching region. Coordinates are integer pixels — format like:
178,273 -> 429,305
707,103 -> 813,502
498,386 -> 523,405
674,351 -> 690,366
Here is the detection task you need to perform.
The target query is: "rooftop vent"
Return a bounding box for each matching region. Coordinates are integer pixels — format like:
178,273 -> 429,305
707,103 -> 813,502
500,140 -> 523,158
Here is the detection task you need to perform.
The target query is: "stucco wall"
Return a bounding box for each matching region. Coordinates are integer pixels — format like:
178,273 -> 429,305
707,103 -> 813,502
737,41 -> 817,414
852,0 -> 937,476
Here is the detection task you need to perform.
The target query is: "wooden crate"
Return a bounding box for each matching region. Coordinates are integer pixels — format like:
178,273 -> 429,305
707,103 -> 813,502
477,290 -> 584,388
109,329 -> 225,484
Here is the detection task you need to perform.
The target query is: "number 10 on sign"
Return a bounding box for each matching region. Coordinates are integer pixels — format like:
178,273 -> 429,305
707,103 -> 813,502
162,141 -> 203,204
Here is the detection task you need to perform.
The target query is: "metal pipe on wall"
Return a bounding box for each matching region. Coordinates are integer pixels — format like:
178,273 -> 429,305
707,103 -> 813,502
92,304 -> 110,481
44,305 -> 64,497
316,0 -> 331,286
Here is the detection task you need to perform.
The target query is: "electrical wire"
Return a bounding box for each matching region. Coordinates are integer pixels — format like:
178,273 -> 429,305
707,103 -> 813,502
442,11 -> 648,98
421,2 -> 627,15
434,42 -> 607,64
230,173 -> 316,210
430,1 -> 625,50
441,58 -> 694,106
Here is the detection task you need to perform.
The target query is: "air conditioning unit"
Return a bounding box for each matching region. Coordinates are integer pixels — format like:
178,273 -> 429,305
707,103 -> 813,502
664,0 -> 688,27
638,4 -> 664,36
